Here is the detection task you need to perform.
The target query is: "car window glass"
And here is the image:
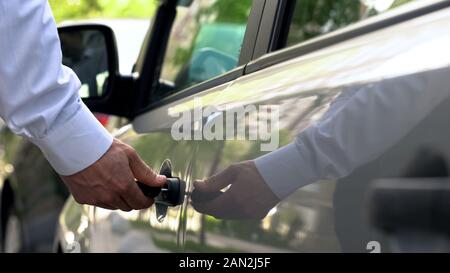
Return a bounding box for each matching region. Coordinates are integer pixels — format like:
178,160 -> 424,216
155,0 -> 253,97
285,0 -> 419,48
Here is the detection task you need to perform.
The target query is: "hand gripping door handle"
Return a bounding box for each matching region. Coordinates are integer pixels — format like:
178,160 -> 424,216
136,160 -> 186,223
136,177 -> 185,207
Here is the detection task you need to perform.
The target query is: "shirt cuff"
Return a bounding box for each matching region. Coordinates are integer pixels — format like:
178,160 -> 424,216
30,101 -> 113,176
254,142 -> 312,200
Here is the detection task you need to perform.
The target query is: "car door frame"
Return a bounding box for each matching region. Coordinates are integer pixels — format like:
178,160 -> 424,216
165,0 -> 450,252
127,0 -> 268,251
131,0 -> 267,118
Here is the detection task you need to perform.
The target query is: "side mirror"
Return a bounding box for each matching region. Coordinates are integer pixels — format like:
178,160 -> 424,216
59,24 -> 118,99
58,24 -> 135,118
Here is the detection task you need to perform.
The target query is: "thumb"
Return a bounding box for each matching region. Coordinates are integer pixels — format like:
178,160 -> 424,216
127,149 -> 166,187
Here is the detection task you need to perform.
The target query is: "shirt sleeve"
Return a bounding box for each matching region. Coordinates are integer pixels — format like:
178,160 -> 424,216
0,0 -> 113,175
255,67 -> 450,200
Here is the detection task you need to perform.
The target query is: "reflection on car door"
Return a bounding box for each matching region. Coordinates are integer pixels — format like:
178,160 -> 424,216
180,7 -> 450,253
65,0 -> 255,253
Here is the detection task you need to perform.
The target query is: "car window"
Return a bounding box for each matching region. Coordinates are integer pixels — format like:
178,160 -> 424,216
284,0 -> 419,48
155,0 -> 253,97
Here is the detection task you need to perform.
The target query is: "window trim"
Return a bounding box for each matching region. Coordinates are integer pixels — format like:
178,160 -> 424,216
134,0 -> 178,115
239,0 -> 267,65
135,65 -> 245,116
251,0 -> 290,60
246,0 -> 450,75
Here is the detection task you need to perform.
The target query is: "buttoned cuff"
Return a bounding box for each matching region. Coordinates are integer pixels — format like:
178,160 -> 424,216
30,102 -> 113,176
254,142 -> 312,200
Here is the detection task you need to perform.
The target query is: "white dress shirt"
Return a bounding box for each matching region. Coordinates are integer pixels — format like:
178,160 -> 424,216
0,1 -> 112,175
255,67 -> 450,199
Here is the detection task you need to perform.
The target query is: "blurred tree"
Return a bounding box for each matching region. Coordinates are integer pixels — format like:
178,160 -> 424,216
197,0 -> 252,24
49,0 -> 158,22
287,0 -> 415,46
392,0 -> 416,8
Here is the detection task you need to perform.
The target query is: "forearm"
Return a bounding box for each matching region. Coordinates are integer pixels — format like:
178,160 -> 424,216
255,68 -> 450,199
0,1 -> 112,175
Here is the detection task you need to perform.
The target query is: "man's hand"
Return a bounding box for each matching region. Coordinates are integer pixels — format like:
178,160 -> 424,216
61,139 -> 166,211
191,161 -> 280,220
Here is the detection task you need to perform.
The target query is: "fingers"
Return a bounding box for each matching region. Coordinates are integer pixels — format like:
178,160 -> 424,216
96,204 -> 116,210
120,147 -> 162,210
122,181 -> 155,210
191,161 -> 277,220
116,166 -> 155,210
114,197 -> 133,212
191,190 -> 270,220
192,164 -> 239,204
96,191 -> 133,212
63,140 -> 161,212
191,180 -> 223,202
191,191 -> 235,219
194,164 -> 238,194
191,187 -> 257,220
126,148 -> 166,187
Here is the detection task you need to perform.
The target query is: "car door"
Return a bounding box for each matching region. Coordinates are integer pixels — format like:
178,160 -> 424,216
56,0 -> 258,253
178,0 -> 450,253
83,0 -> 260,253
58,0 -> 450,253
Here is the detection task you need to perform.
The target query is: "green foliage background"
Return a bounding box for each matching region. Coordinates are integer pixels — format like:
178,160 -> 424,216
49,0 -> 158,22
286,0 -> 416,46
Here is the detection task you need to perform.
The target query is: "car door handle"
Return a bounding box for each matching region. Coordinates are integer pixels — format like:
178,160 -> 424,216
137,160 -> 186,223
136,181 -> 161,198
137,177 -> 185,207
366,177 -> 450,252
367,178 -> 450,233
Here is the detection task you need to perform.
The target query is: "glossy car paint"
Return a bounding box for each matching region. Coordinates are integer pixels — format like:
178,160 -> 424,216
58,6 -> 450,252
